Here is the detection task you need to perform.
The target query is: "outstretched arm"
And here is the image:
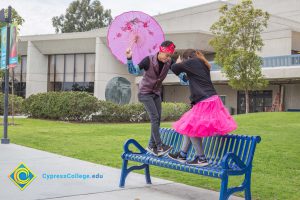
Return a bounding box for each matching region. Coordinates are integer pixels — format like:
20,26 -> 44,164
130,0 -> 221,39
126,48 -> 141,76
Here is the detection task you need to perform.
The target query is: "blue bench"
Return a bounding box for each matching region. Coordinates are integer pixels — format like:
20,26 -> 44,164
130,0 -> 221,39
287,109 -> 300,112
120,128 -> 261,200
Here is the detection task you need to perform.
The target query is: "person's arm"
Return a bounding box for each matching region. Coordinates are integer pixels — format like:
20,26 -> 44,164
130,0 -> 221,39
171,56 -> 189,85
127,59 -> 141,76
126,48 -> 141,76
126,48 -> 150,76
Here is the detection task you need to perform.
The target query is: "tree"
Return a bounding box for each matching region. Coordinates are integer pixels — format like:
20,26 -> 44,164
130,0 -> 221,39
209,0 -> 270,114
52,0 -> 112,33
0,8 -> 25,29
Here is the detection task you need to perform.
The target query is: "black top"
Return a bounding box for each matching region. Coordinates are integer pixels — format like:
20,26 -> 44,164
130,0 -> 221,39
171,58 -> 217,104
138,54 -> 175,74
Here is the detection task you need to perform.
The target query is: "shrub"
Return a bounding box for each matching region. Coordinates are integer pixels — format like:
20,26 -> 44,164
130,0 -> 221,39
0,93 -> 24,115
92,101 -> 189,123
23,92 -> 99,121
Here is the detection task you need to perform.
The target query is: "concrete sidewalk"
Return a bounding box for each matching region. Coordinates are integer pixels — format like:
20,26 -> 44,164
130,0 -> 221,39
0,144 -> 243,200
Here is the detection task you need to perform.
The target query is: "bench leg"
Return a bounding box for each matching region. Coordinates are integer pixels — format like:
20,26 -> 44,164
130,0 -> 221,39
119,158 -> 152,187
244,171 -> 252,200
219,175 -> 229,200
145,164 -> 152,184
119,159 -> 128,188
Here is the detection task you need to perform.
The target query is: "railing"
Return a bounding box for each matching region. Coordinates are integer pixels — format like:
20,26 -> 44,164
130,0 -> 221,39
208,54 -> 300,71
262,54 -> 300,67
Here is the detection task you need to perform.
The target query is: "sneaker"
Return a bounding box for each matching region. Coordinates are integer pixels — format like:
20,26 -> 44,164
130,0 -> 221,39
156,144 -> 172,157
186,155 -> 209,166
146,145 -> 158,156
168,152 -> 187,163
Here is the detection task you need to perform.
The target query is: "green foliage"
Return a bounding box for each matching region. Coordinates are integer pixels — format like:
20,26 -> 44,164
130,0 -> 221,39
93,101 -> 189,123
22,91 -> 190,122
0,93 -> 24,115
23,92 -> 99,121
0,7 -> 25,29
161,102 -> 190,121
52,0 -> 112,33
209,0 -> 270,113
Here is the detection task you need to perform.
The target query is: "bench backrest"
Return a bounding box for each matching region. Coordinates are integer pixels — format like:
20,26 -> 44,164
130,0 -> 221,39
160,128 -> 261,167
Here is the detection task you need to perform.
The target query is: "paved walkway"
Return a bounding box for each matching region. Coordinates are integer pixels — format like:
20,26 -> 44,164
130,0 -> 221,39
0,144 -> 243,200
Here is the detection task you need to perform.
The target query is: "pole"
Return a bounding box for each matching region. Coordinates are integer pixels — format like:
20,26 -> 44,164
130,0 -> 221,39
1,6 -> 12,144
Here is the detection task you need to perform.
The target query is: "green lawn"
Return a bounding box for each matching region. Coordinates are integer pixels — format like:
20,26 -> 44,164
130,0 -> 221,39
2,112 -> 299,200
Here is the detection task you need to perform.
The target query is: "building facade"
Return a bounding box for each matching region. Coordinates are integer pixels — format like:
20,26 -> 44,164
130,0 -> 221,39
11,0 -> 300,114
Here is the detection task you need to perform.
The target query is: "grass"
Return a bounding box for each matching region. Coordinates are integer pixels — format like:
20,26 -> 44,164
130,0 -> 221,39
1,112 -> 299,200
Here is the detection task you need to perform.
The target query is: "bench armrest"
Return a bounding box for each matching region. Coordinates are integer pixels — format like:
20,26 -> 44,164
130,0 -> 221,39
123,139 -> 147,154
221,152 -> 247,170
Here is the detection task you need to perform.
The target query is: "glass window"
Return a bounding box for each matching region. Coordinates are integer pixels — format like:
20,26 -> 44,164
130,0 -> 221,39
21,56 -> 27,82
48,54 -> 95,94
219,95 -> 226,105
65,55 -> 74,82
55,55 -> 64,82
85,54 -> 95,82
49,55 -> 55,82
237,90 -> 273,114
75,54 -> 84,82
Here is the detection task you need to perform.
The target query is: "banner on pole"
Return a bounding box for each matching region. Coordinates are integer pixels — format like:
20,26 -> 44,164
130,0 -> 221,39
0,26 -> 7,68
0,25 -> 18,69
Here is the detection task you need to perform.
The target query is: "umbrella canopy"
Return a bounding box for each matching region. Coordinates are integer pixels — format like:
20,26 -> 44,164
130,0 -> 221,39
107,11 -> 165,65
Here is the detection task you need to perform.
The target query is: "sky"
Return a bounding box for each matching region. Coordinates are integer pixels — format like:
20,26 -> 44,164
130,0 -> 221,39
0,0 -> 221,36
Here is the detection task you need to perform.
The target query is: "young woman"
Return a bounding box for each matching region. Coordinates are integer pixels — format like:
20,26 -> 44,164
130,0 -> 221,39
125,41 -> 176,156
168,49 -> 237,165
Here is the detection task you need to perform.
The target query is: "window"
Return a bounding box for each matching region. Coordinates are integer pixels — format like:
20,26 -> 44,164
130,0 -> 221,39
219,95 -> 226,105
48,54 -> 95,94
1,56 -> 27,97
237,90 -> 272,114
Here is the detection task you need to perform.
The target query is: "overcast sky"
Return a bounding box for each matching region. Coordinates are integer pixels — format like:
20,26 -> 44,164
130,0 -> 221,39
0,0 -> 221,36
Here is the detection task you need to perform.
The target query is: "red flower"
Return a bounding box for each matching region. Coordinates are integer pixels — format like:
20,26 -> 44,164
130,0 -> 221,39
143,22 -> 148,28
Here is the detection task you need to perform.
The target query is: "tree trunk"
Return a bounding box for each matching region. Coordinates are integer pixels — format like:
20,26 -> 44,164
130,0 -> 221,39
245,90 -> 249,114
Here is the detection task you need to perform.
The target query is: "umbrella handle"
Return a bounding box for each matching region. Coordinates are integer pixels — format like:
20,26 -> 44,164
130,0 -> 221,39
129,35 -> 139,49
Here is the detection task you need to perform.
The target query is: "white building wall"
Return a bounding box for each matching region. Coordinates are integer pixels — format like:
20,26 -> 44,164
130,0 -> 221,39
260,30 -> 292,57
284,84 -> 300,109
292,31 -> 300,51
25,41 -> 48,98
94,37 -> 138,103
214,85 -> 237,112
155,2 -> 222,33
163,85 -> 190,103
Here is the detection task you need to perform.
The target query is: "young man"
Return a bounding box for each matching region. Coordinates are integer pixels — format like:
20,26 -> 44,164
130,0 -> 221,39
125,40 -> 176,156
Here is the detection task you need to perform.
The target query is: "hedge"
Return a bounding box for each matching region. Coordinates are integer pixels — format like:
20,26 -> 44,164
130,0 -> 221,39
0,93 -> 24,115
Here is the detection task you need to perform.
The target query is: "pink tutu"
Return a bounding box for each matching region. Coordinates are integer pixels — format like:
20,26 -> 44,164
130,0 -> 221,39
173,95 -> 237,137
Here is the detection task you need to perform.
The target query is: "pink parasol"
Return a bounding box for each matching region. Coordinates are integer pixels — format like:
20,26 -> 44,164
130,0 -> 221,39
107,11 -> 165,65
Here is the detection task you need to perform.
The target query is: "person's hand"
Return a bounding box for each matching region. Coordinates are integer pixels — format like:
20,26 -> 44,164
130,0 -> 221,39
176,55 -> 182,63
126,48 -> 133,59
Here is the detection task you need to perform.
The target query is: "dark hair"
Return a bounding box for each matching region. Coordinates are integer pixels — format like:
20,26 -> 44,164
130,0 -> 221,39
160,40 -> 175,48
182,49 -> 211,70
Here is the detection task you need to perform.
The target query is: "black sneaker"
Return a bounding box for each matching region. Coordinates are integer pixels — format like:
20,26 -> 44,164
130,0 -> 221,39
186,155 -> 209,166
146,145 -> 158,156
168,152 -> 187,163
146,145 -> 157,156
156,144 -> 172,157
